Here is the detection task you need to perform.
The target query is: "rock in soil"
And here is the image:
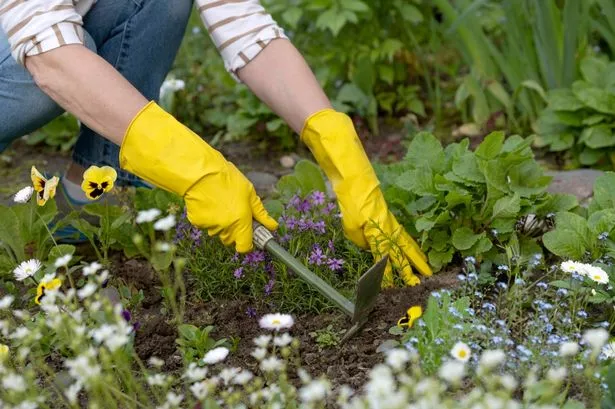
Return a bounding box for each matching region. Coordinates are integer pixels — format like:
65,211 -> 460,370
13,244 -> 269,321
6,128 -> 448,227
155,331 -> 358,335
246,171 -> 278,197
546,169 -> 604,204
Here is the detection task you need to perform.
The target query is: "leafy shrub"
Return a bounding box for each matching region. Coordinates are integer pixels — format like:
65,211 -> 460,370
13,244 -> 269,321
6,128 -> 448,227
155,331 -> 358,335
376,131 -> 578,272
535,56 -> 615,168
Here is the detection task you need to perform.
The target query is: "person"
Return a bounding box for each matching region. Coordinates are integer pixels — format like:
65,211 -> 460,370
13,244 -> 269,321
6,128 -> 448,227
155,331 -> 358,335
0,0 -> 432,287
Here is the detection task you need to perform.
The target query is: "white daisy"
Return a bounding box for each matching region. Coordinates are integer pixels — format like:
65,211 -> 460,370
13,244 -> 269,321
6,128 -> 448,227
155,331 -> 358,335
438,361 -> 465,384
77,283 -> 97,299
54,254 -> 72,268
13,186 -> 34,203
258,313 -> 294,331
13,259 -> 42,281
299,378 -> 331,403
153,214 -> 176,231
147,374 -> 167,386
547,367 -> 567,382
559,342 -> 579,357
232,370 -> 253,385
183,362 -> 208,382
583,328 -> 609,351
385,348 -> 411,371
0,295 -> 15,309
602,341 -> 615,359
2,373 -> 26,392
479,349 -> 505,370
450,341 -> 471,362
202,347 -> 229,364
260,356 -> 283,372
251,347 -> 267,361
190,381 -> 208,400
273,333 -> 293,347
136,208 -> 162,224
253,334 -> 272,348
82,262 -> 102,276
560,260 -> 584,274
586,265 -> 609,284
148,357 -> 165,368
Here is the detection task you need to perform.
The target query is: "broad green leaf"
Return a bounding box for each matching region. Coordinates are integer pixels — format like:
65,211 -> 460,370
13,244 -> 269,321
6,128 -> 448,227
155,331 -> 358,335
48,245 -> 76,262
520,80 -> 547,102
428,248 -> 454,271
553,111 -> 584,127
264,200 -> 284,219
475,131 -> 505,159
581,125 -> 615,149
405,133 -> 445,172
395,2 -> 423,24
487,81 -> 511,108
542,212 -> 592,259
508,161 -> 552,197
588,209 -> 615,235
492,194 -> 521,219
416,217 -> 436,232
294,160 -> 327,195
572,80 -> 615,115
490,218 -> 516,234
452,227 -> 481,251
0,206 -> 25,261
396,166 -> 434,196
277,175 -> 302,197
580,56 -> 607,87
445,191 -> 472,209
452,153 -> 484,184
468,236 -> 492,255
579,148 -> 603,165
592,172 -> 615,211
341,0 -> 369,12
582,114 -> 608,126
535,194 -> 578,215
281,7 -> 302,28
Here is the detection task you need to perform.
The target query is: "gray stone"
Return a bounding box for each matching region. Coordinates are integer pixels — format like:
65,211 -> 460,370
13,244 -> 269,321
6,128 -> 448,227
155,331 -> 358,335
246,171 -> 278,196
546,169 -> 604,203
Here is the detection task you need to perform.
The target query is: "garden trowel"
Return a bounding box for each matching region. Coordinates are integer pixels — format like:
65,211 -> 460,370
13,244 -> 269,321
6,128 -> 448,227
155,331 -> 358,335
252,222 -> 387,342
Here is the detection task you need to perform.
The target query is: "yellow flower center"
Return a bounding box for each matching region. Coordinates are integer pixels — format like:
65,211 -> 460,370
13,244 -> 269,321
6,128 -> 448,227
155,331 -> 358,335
458,350 -> 467,358
272,319 -> 281,325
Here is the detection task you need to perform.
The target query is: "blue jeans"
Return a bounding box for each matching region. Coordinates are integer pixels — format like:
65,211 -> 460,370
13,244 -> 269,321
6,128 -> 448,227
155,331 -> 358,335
0,0 -> 193,186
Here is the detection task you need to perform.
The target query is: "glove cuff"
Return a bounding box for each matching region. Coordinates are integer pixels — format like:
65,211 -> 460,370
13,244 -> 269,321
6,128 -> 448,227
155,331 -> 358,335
120,102 -> 225,196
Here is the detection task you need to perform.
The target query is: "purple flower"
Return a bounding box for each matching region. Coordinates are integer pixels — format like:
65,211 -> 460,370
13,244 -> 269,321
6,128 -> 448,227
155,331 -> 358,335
285,216 -> 298,230
310,191 -> 325,206
298,217 -> 311,232
311,220 -> 326,234
243,250 -> 265,267
322,202 -> 336,215
246,307 -> 257,318
233,267 -> 244,279
231,253 -> 240,263
327,258 -> 344,271
289,195 -> 302,209
309,245 -> 326,265
190,228 -> 202,246
121,309 -> 132,322
327,240 -> 335,253
264,278 -> 275,296
296,199 -> 311,213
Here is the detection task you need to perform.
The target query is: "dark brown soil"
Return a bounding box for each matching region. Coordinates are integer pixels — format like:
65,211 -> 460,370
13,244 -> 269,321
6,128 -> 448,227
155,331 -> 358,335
114,256 -> 459,388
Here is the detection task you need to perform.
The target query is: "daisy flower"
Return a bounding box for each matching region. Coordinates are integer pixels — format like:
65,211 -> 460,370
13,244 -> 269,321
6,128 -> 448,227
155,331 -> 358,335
450,341 -> 471,362
13,259 -> 42,281
259,313 -> 294,331
136,208 -> 162,224
153,214 -> 176,231
202,347 -> 229,364
13,186 -> 34,203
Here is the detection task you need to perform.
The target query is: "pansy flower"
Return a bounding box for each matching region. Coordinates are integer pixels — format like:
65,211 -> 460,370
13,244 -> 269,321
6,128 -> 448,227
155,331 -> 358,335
397,305 -> 422,328
35,277 -> 62,305
81,165 -> 117,200
31,166 -> 59,206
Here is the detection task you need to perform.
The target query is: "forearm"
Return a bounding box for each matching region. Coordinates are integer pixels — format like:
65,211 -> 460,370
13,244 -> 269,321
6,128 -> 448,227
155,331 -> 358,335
25,44 -> 148,145
237,39 -> 331,134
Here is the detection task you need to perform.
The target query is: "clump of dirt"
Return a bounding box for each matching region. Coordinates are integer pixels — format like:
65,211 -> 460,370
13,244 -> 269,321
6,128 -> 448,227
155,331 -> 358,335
115,256 -> 459,388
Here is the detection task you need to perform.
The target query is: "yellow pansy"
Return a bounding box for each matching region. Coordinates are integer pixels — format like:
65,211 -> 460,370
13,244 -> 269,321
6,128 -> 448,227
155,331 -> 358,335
35,278 -> 62,305
397,305 -> 422,328
0,344 -> 8,361
81,165 -> 117,200
31,166 -> 59,206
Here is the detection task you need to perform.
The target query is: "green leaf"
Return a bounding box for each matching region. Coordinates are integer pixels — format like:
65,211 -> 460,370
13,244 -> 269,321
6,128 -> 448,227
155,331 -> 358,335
581,125 -> 615,149
428,248 -> 454,272
452,153 -> 485,184
535,194 -> 578,215
48,245 -> 76,262
416,217 -> 436,232
542,212 -> 592,259
475,131 -> 505,159
572,80 -> 615,115
396,167 -> 435,196
341,0 -> 369,12
294,160 -> 327,195
520,80 -> 547,102
0,206 -> 25,262
492,194 -> 521,219
263,200 -> 284,219
579,148 -> 604,165
452,227 -> 481,250
281,7 -> 303,27
405,133 -> 445,172
588,209 -> 615,235
469,236 -> 493,255
580,56 -> 607,87
395,2 -> 423,24
593,172 -> 615,211
276,175 -> 302,197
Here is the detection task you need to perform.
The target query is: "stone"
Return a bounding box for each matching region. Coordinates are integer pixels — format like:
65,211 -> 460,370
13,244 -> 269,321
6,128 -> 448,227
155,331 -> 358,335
279,155 -> 296,168
546,169 -> 604,203
246,171 -> 278,196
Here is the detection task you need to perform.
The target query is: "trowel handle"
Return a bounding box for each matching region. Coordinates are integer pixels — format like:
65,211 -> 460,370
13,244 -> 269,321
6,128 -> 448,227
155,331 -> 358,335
252,221 -> 275,250
251,221 -> 356,318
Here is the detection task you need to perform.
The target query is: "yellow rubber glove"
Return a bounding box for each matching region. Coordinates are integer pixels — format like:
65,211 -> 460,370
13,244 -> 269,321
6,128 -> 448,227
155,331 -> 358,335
119,102 -> 278,252
301,109 -> 432,287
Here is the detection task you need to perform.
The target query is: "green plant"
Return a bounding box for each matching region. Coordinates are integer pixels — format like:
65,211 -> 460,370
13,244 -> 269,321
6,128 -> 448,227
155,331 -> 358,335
175,324 -> 230,364
535,55 -> 615,168
435,0 -> 591,131
309,324 -> 344,350
592,0 -> 615,59
24,113 -> 79,152
376,131 -> 578,272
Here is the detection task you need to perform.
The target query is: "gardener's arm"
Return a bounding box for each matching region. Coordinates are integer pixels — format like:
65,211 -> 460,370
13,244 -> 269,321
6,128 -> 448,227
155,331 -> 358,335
25,45 -> 147,144
236,38 -> 434,287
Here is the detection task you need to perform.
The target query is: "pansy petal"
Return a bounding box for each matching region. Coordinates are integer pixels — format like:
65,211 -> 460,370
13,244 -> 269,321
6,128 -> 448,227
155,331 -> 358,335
31,166 -> 46,192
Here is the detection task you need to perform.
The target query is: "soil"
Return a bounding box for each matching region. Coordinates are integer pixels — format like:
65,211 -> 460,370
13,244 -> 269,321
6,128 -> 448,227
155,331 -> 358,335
114,255 -> 460,389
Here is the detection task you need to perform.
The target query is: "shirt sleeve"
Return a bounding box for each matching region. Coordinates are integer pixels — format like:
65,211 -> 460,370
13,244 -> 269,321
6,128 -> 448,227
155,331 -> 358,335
195,0 -> 288,82
0,0 -> 85,65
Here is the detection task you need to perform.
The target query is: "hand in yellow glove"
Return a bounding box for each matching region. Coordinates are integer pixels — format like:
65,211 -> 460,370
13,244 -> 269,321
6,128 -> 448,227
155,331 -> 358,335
119,102 -> 278,253
301,109 -> 432,287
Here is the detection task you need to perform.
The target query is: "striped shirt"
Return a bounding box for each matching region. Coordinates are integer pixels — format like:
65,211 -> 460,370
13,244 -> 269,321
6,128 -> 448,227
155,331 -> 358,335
0,0 -> 287,81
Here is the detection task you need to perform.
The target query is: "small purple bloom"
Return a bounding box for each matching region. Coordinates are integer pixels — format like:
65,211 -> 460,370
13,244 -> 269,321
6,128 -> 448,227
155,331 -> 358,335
233,267 -> 244,279
133,321 -> 141,332
309,245 -> 326,265
285,216 -> 298,230
246,307 -> 257,318
243,250 -> 265,267
322,202 -> 336,215
327,258 -> 344,271
121,309 -> 132,322
310,191 -> 325,206
264,278 -> 275,296
327,240 -> 335,253
312,220 -> 326,234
